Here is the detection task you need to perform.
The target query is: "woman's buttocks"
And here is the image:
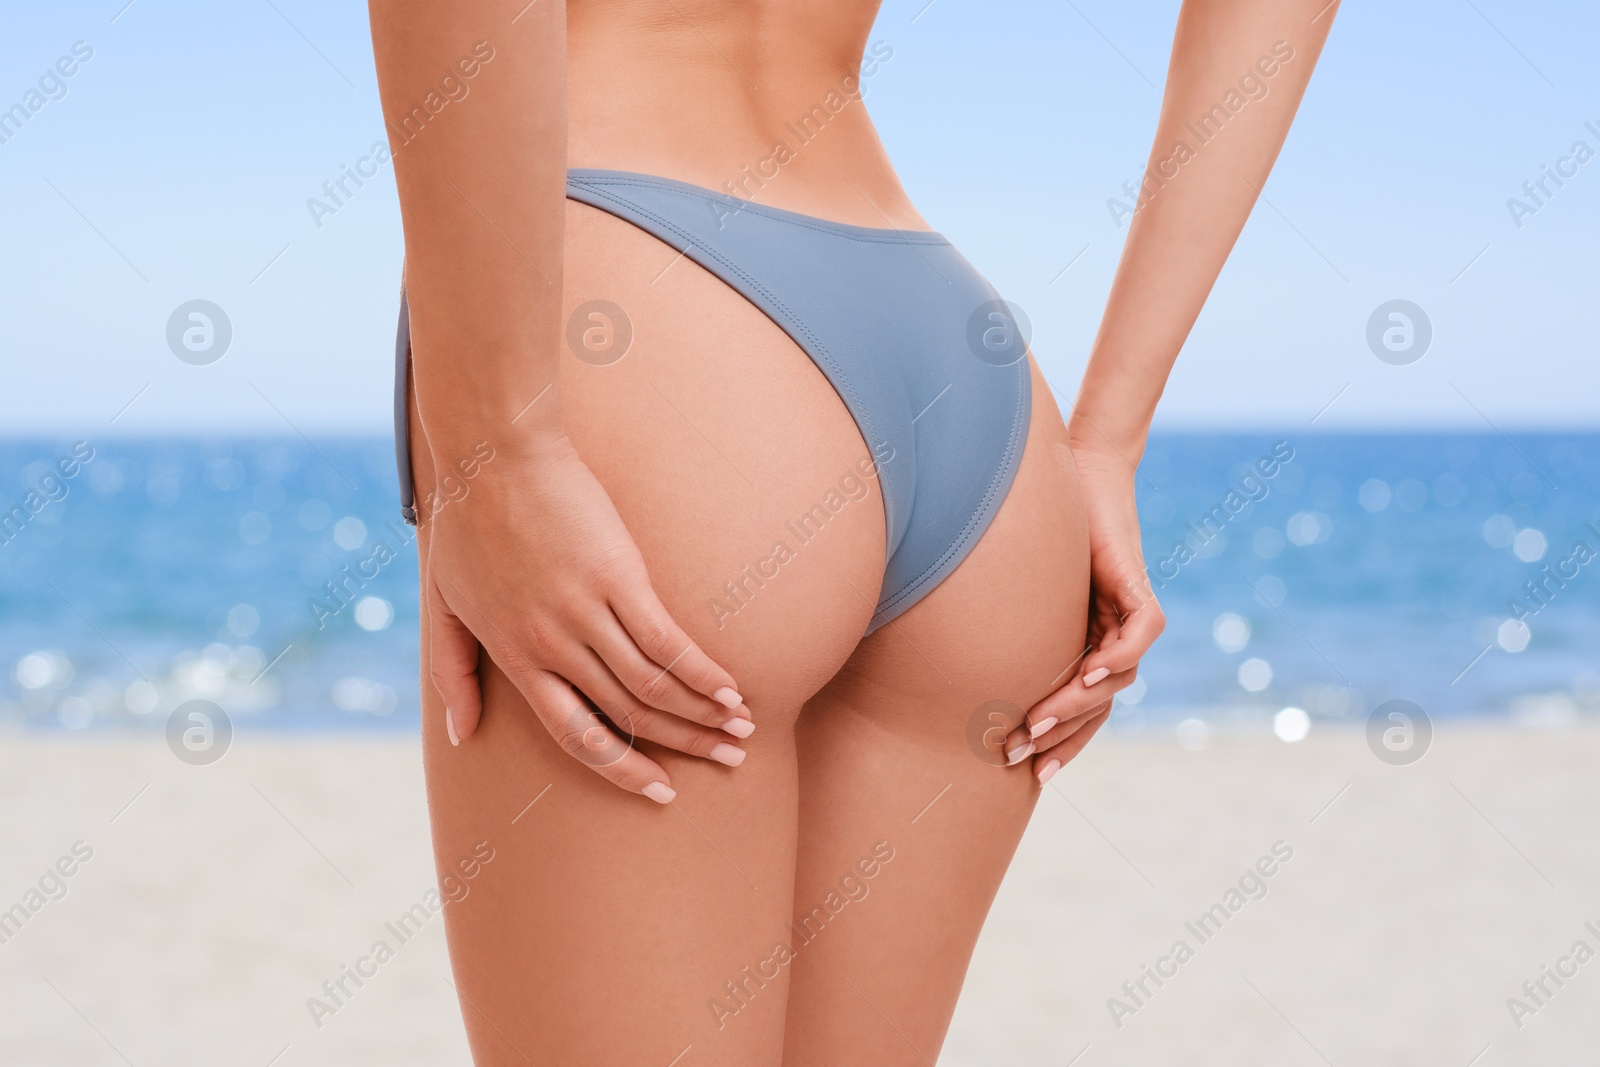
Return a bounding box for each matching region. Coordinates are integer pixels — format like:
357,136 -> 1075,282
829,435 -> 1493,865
556,190 -> 892,692
555,0 -> 1067,653
565,0 -> 928,233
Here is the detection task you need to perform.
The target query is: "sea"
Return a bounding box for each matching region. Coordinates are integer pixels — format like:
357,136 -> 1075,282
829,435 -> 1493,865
2,433 -> 1596,740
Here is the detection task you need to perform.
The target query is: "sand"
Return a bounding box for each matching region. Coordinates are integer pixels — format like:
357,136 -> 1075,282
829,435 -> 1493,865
2,725 -> 1596,1066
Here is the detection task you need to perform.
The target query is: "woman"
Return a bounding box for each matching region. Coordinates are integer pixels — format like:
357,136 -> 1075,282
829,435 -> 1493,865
370,1 -> 1335,1062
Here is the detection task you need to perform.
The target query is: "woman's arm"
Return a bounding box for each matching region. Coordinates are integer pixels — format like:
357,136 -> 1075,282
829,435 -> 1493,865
1074,0 -> 1338,457
371,2 -> 564,452
1026,0 -> 1339,777
370,1 -> 752,801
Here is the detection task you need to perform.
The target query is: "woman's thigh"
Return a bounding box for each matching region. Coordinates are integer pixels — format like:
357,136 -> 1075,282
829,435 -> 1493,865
413,202 -> 887,1066
784,361 -> 1092,1065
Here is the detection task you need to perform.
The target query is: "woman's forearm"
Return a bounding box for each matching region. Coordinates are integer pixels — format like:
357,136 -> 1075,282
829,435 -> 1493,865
1071,0 -> 1338,463
370,1 -> 567,461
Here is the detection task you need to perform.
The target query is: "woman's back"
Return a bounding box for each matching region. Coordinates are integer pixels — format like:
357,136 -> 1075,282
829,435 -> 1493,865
567,0 -> 928,230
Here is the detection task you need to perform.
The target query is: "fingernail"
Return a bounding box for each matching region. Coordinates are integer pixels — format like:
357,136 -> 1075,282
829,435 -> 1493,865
712,686 -> 743,709
642,781 -> 676,804
721,716 -> 755,738
445,707 -> 459,747
1030,716 -> 1059,739
708,742 -> 746,768
1083,667 -> 1110,686
1037,758 -> 1062,786
1005,738 -> 1035,766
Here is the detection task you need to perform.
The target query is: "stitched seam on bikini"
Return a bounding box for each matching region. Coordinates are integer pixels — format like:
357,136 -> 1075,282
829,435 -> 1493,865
572,175 -> 948,246
874,364 -> 1026,617
872,357 -> 1030,622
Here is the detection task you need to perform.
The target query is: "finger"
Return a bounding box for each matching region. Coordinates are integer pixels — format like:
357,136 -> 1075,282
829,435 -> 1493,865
426,579 -> 483,745
562,653 -> 749,767
1004,681 -> 1118,765
1030,699 -> 1112,752
523,670 -> 681,803
587,617 -> 753,736
609,584 -> 744,708
999,723 -> 1036,767
1032,707 -> 1111,786
1025,665 -> 1137,737
1081,600 -> 1165,685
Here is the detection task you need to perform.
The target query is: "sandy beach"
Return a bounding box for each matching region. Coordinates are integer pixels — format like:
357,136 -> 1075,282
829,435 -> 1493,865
1,725 -> 1596,1066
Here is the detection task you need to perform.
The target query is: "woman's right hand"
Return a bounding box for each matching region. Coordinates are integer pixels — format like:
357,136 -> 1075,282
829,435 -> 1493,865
421,434 -> 754,803
1016,435 -> 1163,784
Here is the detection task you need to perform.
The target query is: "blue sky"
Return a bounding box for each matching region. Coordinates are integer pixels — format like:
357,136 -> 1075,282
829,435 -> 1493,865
2,0 -> 1596,436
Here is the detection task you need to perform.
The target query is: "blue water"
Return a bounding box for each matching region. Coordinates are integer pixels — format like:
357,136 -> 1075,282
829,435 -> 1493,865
1,433 -> 1596,736
1130,433 -> 1600,733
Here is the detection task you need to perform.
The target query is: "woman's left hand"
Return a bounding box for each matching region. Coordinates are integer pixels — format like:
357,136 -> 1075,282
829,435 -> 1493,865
1020,437 -> 1165,785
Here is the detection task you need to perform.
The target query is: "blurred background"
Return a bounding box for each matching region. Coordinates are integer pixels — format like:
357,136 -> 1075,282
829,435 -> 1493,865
2,1 -> 1597,1064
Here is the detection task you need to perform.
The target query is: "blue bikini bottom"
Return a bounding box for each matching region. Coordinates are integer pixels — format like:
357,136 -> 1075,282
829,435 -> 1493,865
396,169 -> 1031,633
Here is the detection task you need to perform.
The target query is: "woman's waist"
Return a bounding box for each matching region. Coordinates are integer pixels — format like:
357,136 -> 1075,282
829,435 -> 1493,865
566,21 -> 911,229
565,115 -> 923,233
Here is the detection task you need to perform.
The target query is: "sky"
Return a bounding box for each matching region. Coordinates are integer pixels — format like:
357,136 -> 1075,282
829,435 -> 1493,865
2,0 -> 1596,437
